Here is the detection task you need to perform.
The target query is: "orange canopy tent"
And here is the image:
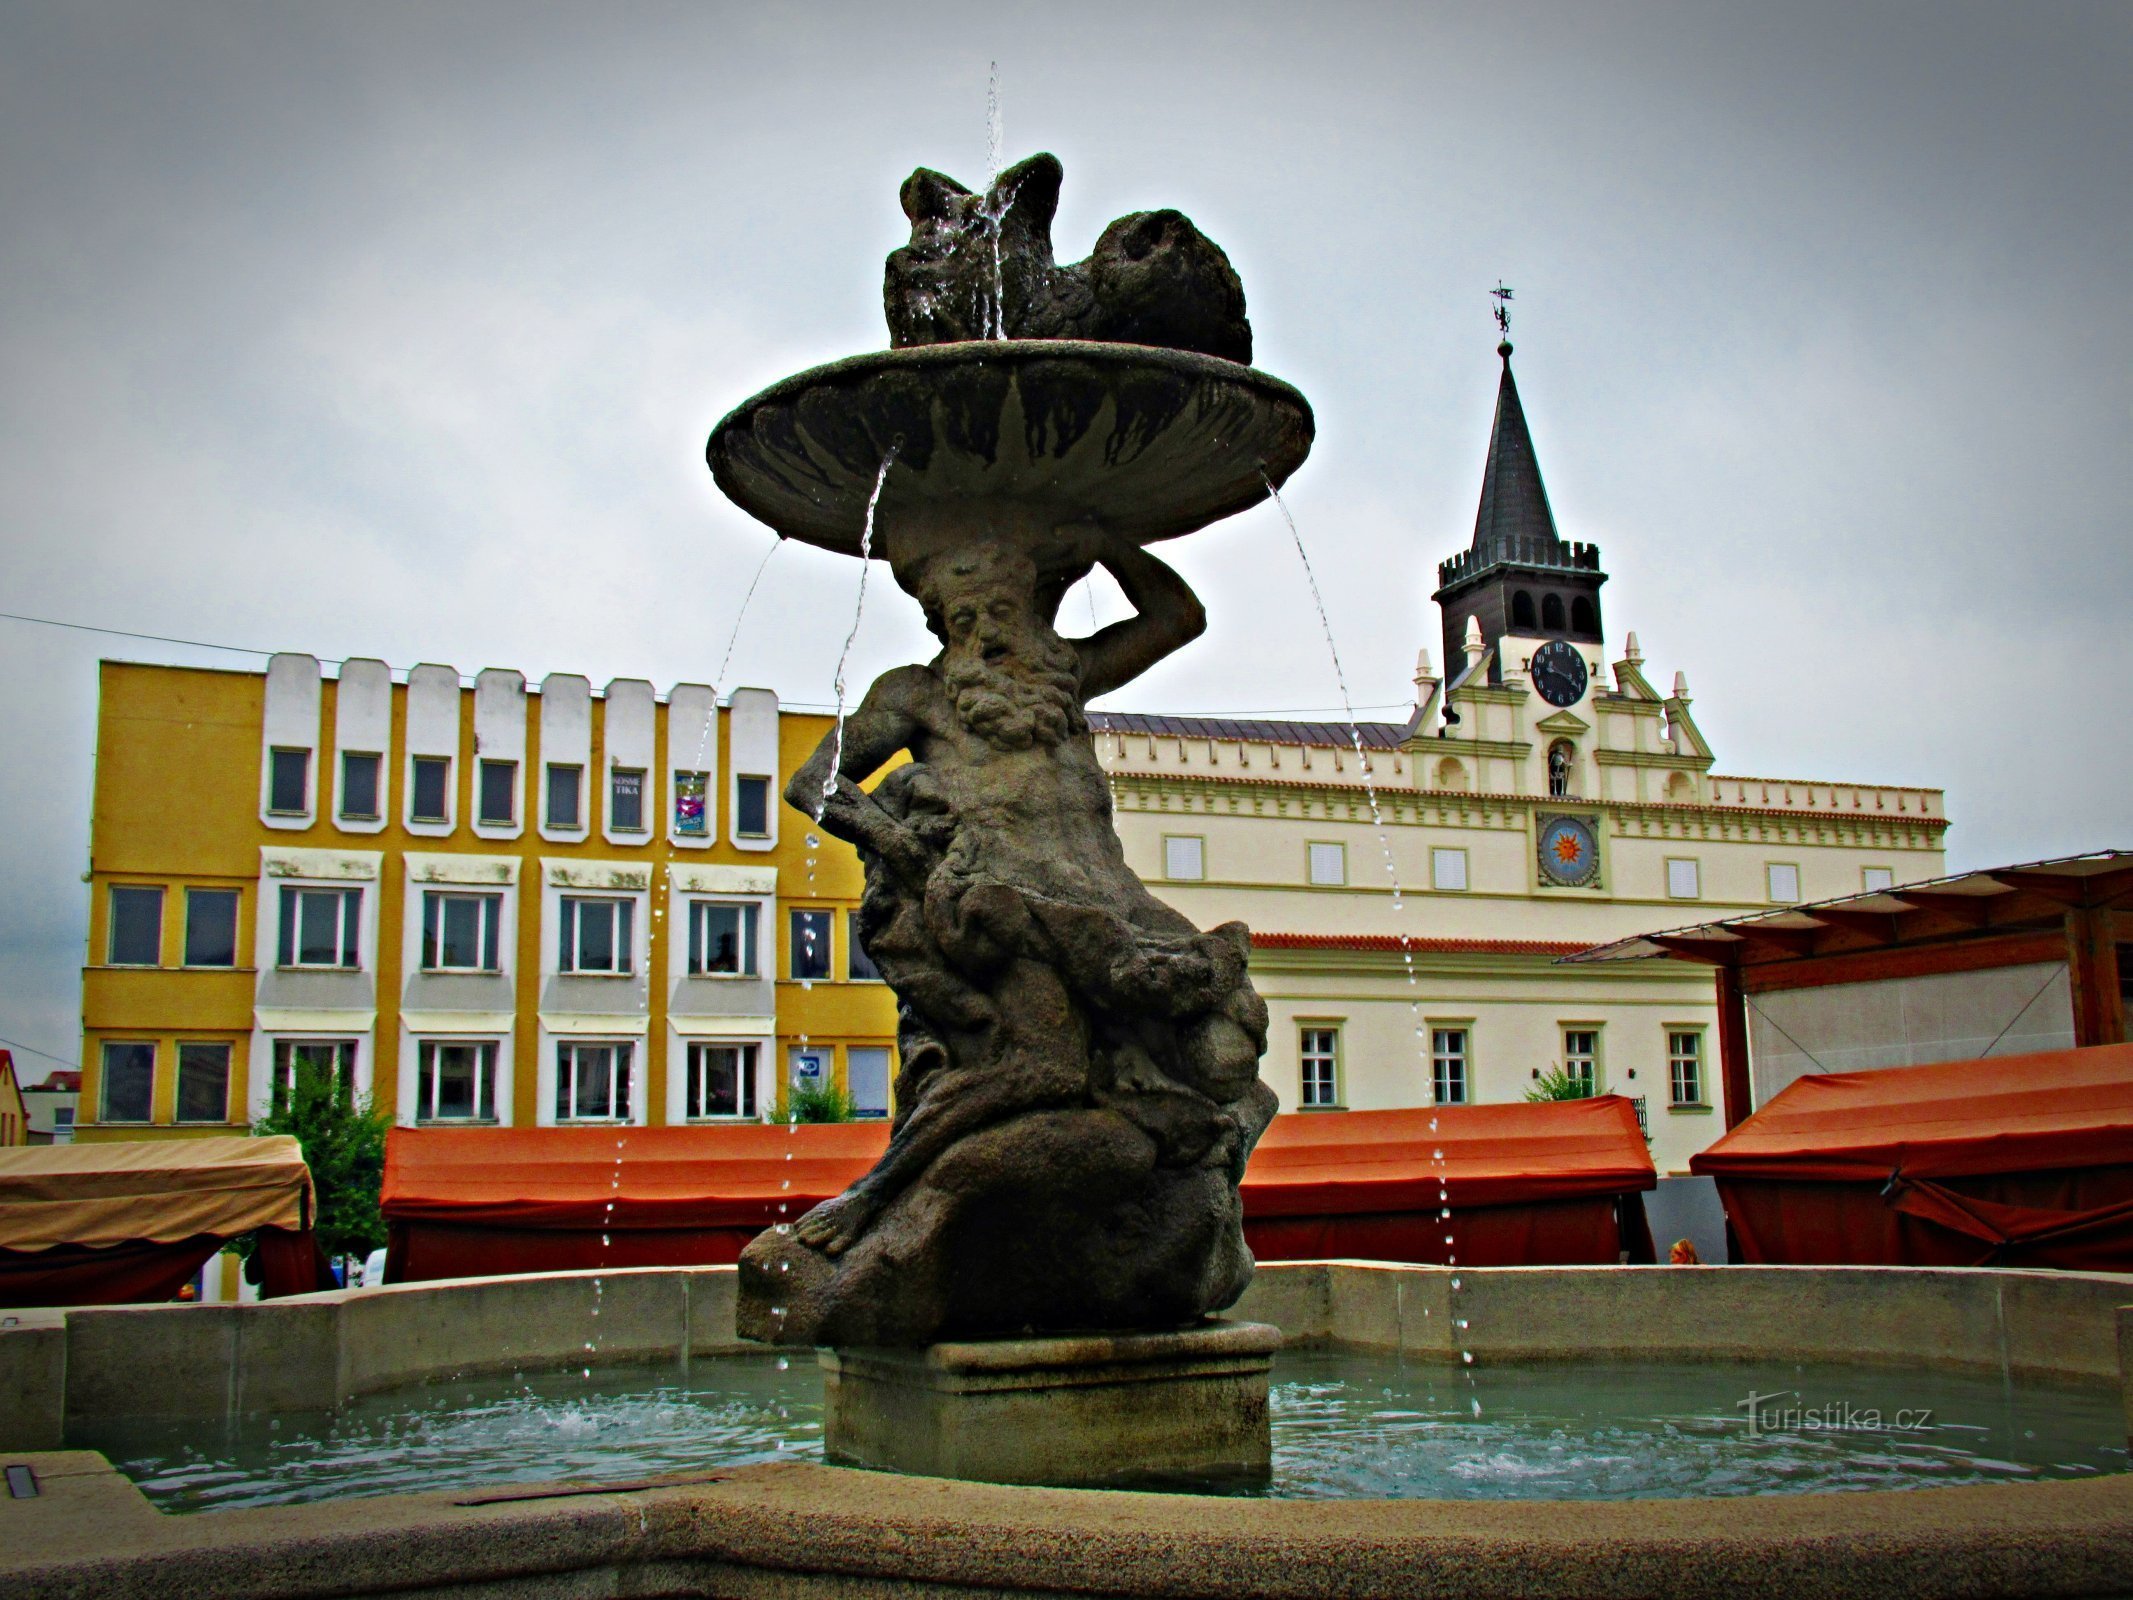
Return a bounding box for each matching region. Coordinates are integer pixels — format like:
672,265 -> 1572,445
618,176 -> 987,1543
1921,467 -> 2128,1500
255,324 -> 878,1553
1242,1097 -> 1657,1267
0,1136 -> 333,1307
1689,1042 -> 2133,1270
383,1099 -> 1657,1282
382,1123 -> 891,1281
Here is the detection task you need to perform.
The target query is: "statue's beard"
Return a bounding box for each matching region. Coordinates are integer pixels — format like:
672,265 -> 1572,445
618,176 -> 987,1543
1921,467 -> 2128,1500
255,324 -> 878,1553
942,634 -> 1084,751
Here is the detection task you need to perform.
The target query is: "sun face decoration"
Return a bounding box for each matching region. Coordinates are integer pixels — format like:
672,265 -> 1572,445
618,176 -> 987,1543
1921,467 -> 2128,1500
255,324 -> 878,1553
1537,816 -> 1601,888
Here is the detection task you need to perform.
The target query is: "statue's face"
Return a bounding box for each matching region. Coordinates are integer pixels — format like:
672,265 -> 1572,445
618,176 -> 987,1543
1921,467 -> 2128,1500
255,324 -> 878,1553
923,546 -> 1049,663
918,544 -> 1082,752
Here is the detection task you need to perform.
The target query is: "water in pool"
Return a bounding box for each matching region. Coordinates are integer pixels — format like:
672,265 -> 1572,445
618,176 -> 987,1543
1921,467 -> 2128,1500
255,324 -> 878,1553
86,1349 -> 2126,1512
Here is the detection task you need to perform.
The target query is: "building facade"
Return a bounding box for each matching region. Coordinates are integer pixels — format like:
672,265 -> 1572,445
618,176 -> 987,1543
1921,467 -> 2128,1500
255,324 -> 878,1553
74,343 -> 1949,1209
78,661 -> 898,1156
1089,343 -> 1947,1173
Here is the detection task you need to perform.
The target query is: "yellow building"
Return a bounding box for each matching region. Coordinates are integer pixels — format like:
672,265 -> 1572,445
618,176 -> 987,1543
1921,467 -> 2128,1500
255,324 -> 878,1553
79,659 -> 897,1151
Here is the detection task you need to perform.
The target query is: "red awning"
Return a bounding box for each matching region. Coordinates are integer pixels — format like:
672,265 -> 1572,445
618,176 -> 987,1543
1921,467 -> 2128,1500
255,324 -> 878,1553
1242,1097 -> 1655,1217
382,1123 -> 891,1232
1690,1043 -> 2133,1184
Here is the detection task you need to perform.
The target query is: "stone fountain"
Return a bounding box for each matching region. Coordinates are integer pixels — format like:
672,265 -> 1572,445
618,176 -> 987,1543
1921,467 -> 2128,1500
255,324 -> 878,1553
707,153 -> 1312,1485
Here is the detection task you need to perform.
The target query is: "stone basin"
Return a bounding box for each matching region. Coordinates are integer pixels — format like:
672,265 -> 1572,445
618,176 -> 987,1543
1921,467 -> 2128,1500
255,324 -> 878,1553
4,1261 -> 2132,1597
706,340 -> 1314,560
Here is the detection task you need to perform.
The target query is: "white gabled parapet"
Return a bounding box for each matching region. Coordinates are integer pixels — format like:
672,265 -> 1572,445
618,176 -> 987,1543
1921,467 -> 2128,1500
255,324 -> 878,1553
260,653 -> 322,830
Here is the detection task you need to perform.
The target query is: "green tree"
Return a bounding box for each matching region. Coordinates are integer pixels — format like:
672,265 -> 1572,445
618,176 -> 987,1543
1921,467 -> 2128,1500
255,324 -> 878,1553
786,1081 -> 857,1123
1524,1067 -> 1594,1104
249,1061 -> 391,1266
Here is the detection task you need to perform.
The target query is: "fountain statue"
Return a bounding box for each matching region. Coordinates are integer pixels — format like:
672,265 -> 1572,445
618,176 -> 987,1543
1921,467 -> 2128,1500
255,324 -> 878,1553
708,153 -> 1310,1482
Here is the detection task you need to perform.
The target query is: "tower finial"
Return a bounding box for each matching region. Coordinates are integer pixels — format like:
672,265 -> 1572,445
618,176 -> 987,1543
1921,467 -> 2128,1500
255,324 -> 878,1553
1490,280 -> 1514,358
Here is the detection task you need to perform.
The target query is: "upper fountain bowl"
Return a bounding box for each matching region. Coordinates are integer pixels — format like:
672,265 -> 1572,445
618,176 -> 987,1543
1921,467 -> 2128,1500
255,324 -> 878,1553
707,341 -> 1313,558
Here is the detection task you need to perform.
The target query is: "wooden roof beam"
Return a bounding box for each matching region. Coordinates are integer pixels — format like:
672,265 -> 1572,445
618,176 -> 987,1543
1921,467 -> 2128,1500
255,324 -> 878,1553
1889,889 -> 1995,927
1797,907 -> 1906,944
1727,924 -> 1822,958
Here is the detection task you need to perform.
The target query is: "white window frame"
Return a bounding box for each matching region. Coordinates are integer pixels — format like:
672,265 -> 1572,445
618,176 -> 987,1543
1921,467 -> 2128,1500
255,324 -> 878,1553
278,885 -> 362,970
270,1037 -> 357,1109
673,769 -> 710,838
545,763 -> 585,832
555,1040 -> 633,1123
1665,856 -> 1701,900
1163,834 -> 1205,882
1561,1027 -> 1599,1093
422,889 -> 504,974
1299,1024 -> 1341,1108
338,751 -> 383,821
1430,1025 -> 1471,1105
415,1038 -> 498,1124
98,1040 -> 156,1124
609,766 -> 647,834
477,759 -> 517,827
107,884 -> 164,967
733,774 -> 774,839
559,895 -> 634,975
409,755 -> 452,826
1667,1028 -> 1707,1107
174,1041 -> 233,1125
1430,847 -> 1468,892
1862,865 -> 1895,891
684,1041 -> 759,1121
267,747 -> 311,816
687,899 -> 759,977
1766,861 -> 1801,903
183,887 -> 240,968
1306,841 -> 1346,887
790,907 -> 834,981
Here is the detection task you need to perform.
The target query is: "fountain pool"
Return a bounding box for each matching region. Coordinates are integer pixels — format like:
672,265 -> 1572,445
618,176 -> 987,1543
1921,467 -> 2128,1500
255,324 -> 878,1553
83,1347 -> 2125,1514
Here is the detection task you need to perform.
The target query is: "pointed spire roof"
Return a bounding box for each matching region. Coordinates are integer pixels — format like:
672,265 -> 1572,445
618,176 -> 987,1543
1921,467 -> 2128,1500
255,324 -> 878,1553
1469,341 -> 1561,563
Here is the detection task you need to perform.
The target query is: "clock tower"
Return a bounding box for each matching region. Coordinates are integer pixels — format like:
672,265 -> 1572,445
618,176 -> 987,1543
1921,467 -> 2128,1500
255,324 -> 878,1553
1433,340 -> 1607,685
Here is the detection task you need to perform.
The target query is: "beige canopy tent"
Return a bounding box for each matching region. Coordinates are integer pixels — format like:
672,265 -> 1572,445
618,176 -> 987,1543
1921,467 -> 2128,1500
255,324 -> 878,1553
0,1136 -> 332,1306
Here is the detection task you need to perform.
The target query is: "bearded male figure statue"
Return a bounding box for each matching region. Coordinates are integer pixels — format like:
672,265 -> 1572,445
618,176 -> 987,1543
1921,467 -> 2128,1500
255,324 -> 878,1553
735,526 -> 1279,1348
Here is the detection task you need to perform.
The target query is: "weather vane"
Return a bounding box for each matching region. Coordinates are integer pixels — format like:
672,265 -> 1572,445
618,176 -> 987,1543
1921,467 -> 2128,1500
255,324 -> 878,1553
1490,280 -> 1514,340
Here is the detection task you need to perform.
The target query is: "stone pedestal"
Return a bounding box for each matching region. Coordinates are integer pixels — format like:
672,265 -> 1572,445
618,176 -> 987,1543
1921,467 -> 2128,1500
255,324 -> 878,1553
819,1319 -> 1280,1489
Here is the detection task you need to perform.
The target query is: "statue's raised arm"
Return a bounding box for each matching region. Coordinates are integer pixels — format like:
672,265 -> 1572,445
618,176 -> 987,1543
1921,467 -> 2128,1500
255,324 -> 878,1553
1075,542 -> 1206,700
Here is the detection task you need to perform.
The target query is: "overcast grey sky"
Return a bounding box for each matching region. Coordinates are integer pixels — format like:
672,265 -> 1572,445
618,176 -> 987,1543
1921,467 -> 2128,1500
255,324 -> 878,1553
2,2 -> 2127,1073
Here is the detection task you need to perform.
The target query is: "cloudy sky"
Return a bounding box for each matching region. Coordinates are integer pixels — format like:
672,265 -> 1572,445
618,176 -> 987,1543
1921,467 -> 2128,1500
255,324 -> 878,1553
2,3 -> 2127,1074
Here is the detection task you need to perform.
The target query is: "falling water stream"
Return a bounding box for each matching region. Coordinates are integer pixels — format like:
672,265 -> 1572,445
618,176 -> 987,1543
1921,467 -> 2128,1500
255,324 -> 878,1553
819,448 -> 898,817
1262,476 -> 1473,1380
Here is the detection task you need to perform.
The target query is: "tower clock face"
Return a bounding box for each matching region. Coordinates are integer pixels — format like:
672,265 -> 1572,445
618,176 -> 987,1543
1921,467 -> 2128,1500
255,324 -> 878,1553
1530,639 -> 1588,708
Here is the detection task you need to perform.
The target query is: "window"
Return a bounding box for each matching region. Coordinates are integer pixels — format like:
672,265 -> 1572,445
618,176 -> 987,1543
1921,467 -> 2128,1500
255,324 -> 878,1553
1863,866 -> 1895,892
270,1039 -> 356,1109
422,890 -> 503,972
1570,595 -> 1596,635
559,896 -> 633,974
546,764 -> 583,830
1431,1028 -> 1469,1105
1668,1030 -> 1705,1106
847,1046 -> 891,1118
175,1042 -> 231,1123
674,770 -> 709,836
277,885 -> 361,968
789,1046 -> 830,1089
183,889 -> 239,967
556,1041 -> 631,1122
1307,842 -> 1346,887
1300,1027 -> 1340,1108
1666,857 -> 1701,900
1541,593 -> 1565,631
99,1041 -> 154,1123
848,912 -> 882,981
1510,590 -> 1536,630
416,1039 -> 495,1123
685,1042 -> 758,1119
108,885 -> 163,966
1163,835 -> 1204,881
1766,862 -> 1801,903
340,752 -> 382,820
688,901 -> 758,976
411,756 -> 451,823
609,767 -> 645,832
268,747 -> 310,814
735,775 -> 771,838
478,760 -> 516,826
1562,1029 -> 1598,1094
1430,848 -> 1468,892
791,909 -> 832,980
